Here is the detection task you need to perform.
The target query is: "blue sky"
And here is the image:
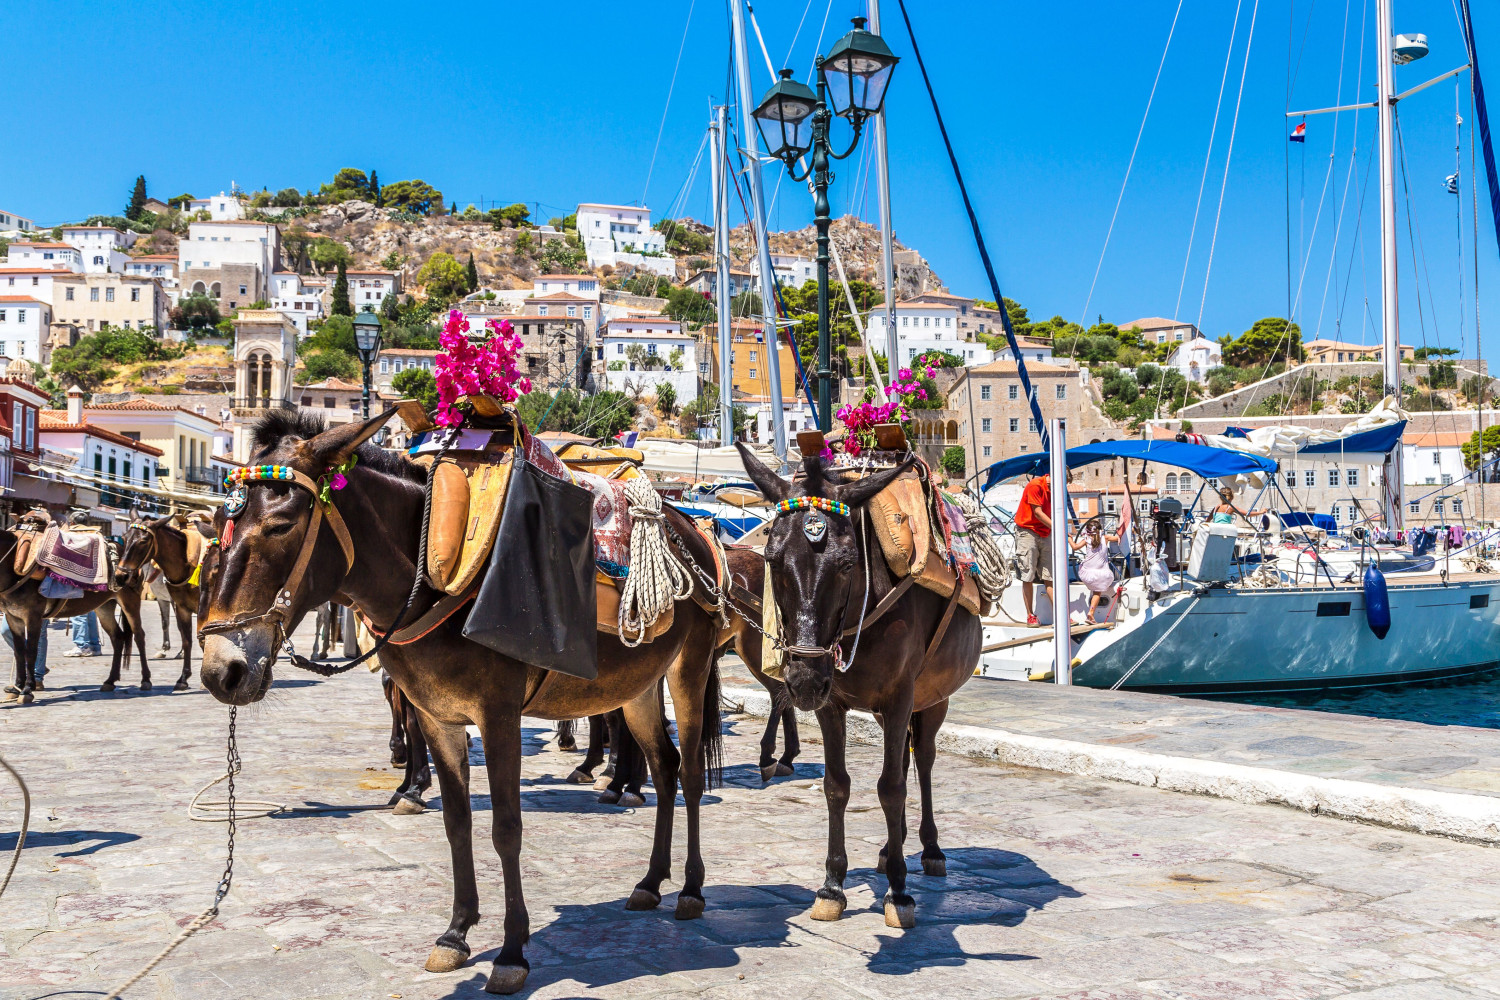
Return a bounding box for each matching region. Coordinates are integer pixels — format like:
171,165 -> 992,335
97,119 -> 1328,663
6,0 -> 1499,361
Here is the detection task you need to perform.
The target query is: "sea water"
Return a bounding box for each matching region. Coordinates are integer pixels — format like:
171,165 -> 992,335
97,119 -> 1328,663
1219,670 -> 1500,729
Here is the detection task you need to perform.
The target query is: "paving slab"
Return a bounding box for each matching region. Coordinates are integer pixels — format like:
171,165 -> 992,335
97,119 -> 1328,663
1,614 -> 1498,997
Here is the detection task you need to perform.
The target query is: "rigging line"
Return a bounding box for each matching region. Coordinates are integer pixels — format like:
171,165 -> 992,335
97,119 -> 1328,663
1075,0 -> 1185,342
1174,0 -> 1245,323
1333,135 -> 1377,336
640,0 -> 699,209
1316,0 -> 1369,339
1396,121 -> 1445,350
781,0 -> 815,69
1287,0 -> 1321,104
1196,0 -> 1262,335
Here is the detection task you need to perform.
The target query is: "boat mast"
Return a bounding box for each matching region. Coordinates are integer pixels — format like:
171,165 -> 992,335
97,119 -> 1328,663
711,105 -> 735,447
1377,0 -> 1406,525
868,0 -> 899,403
730,0 -> 790,463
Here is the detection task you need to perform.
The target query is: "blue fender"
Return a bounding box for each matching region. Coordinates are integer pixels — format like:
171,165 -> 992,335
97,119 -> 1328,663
1364,565 -> 1391,640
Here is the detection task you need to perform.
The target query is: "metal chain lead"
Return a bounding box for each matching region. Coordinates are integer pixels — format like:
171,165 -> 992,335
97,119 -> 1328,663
214,706 -> 238,909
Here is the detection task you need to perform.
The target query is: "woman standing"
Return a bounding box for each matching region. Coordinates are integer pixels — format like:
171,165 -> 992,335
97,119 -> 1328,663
1070,518 -> 1120,624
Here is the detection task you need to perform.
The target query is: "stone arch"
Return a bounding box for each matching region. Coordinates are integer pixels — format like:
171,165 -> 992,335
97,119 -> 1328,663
210,281 -> 222,299
191,280 -> 207,296
945,419 -> 959,442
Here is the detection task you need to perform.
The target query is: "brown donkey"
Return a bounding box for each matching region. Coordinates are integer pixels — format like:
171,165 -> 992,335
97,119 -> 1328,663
737,444 -> 981,929
197,410 -> 726,994
0,541 -> 152,701
114,516 -> 214,691
718,545 -> 802,782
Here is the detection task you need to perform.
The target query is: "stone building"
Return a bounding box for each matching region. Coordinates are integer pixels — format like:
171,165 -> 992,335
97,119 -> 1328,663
230,310 -> 297,461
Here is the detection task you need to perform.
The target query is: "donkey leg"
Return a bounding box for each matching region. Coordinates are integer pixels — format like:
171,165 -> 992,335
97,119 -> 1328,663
99,611 -> 124,692
596,711 -> 627,798
477,706 -> 531,995
393,697 -> 431,814
912,700 -> 949,877
876,731 -> 912,876
174,603 -> 194,690
556,718 -> 577,752
810,705 -> 851,920
877,698 -> 918,929
778,701 -> 801,775
607,715 -> 648,807
129,600 -> 152,689
20,623 -> 40,704
666,633 -> 720,921
385,677 -> 409,768
568,714 -> 606,784
621,687 -> 680,910
420,716 -> 481,975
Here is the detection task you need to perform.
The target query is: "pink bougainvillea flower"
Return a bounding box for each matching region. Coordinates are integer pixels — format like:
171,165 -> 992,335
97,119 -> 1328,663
434,310 -> 532,428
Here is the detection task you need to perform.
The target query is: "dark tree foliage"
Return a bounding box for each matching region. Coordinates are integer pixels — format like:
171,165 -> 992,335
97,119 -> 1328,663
331,262 -> 353,317
125,175 -> 147,221
466,252 -> 479,292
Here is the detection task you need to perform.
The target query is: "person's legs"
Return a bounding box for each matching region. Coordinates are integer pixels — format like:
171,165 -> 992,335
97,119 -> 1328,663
33,625 -> 48,681
84,612 -> 100,654
68,615 -> 91,655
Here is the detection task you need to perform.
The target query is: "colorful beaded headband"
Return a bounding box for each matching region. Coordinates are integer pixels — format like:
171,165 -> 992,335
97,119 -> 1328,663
776,496 -> 851,518
225,465 -> 296,488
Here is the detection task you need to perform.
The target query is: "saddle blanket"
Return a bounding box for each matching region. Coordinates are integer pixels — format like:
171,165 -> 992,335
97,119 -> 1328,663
936,491 -> 978,579
35,526 -> 110,587
570,469 -> 635,580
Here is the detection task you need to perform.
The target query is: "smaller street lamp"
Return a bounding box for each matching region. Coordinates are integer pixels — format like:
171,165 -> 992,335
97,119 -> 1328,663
353,308 -> 383,421
753,17 -> 898,431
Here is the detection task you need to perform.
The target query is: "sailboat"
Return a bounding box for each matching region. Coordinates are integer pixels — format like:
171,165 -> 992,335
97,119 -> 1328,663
976,0 -> 1500,694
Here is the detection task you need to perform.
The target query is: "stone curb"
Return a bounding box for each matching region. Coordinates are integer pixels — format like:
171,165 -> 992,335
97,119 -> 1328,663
726,686 -> 1500,845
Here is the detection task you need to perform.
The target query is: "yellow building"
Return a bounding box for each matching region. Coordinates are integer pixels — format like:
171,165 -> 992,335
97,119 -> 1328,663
704,318 -> 800,402
71,398 -> 223,494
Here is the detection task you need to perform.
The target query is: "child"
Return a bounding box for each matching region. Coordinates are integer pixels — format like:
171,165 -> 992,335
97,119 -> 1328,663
1070,518 -> 1121,624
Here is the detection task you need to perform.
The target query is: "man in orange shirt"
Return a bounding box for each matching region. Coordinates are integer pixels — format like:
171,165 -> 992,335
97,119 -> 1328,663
1016,472 -> 1054,626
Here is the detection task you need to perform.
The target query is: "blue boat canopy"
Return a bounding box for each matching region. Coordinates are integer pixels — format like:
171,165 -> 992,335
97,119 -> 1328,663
980,439 -> 1279,491
1295,421 -> 1404,457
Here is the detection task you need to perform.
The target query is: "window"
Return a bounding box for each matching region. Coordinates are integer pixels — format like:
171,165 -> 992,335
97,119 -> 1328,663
130,287 -> 139,302
749,368 -> 757,378
1105,497 -> 1118,513
1166,473 -> 1178,492
982,445 -> 992,458
1328,468 -> 1340,487
981,418 -> 992,433
1454,499 -> 1464,515
583,306 -> 593,319
65,287 -> 74,301
1056,384 -> 1067,400
1330,504 -> 1342,522
1009,418 -> 1019,432
1008,384 -> 1018,400
1347,469 -> 1359,487
324,397 -> 335,409
749,350 -> 758,362
1180,474 -> 1192,493
538,305 -> 548,316
1434,500 -> 1445,516
980,384 -> 991,401
1442,474 -> 1454,486
16,310 -> 23,323
90,287 -> 99,302
93,256 -> 103,266
1434,452 -> 1442,466
1304,469 -> 1316,488
567,306 -> 576,317
1027,418 -> 1037,432
0,310 -> 5,322
923,317 -> 930,328
1409,500 -> 1422,515
105,288 -> 114,302
380,358 -> 389,373
616,343 -> 624,354
239,285 -> 247,295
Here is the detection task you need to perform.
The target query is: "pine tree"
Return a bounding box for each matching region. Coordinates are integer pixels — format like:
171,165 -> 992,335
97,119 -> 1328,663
125,175 -> 147,221
466,253 -> 479,292
369,169 -> 381,208
331,262 -> 353,317
449,202 -> 457,216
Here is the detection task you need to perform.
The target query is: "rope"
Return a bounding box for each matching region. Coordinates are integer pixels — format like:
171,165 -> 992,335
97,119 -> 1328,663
188,769 -> 283,821
617,477 -> 693,646
0,752 -> 29,902
951,491 -> 1010,613
1110,595 -> 1201,690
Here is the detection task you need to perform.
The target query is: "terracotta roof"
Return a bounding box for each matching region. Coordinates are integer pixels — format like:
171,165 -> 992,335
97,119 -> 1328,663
81,398 -> 220,421
0,296 -> 47,304
1404,431 -> 1473,448
0,268 -> 74,275
300,377 -> 364,391
345,270 -> 397,276
1120,317 -> 1193,332
527,291 -> 592,302
38,413 -> 166,455
8,242 -> 73,249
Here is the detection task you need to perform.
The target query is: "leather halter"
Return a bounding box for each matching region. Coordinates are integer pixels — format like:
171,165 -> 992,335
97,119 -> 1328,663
197,466 -> 355,643
124,523 -> 196,588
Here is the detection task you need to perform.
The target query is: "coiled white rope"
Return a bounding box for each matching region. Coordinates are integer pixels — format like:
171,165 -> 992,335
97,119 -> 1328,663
951,493 -> 1011,615
0,752 -> 29,902
618,477 -> 693,646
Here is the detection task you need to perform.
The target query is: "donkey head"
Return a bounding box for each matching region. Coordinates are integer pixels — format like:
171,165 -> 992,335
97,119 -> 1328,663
199,409 -> 388,706
113,516 -> 166,589
737,443 -> 911,710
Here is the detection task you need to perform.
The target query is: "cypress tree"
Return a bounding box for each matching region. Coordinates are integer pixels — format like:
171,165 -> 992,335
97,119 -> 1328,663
369,169 -> 381,208
331,262 -> 353,317
125,175 -> 147,221
466,253 -> 479,292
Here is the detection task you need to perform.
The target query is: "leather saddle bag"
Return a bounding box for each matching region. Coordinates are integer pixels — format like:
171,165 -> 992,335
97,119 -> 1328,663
462,453 -> 599,679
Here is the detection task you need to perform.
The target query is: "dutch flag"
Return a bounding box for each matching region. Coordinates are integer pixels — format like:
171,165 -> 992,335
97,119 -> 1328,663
1289,122 -> 1306,143
615,430 -> 639,448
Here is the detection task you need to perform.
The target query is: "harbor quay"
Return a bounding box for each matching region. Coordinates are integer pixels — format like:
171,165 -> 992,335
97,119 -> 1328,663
3,614 -> 1500,999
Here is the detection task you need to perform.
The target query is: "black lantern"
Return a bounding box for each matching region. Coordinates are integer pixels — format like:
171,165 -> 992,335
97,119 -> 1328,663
753,69 -> 819,161
821,17 -> 899,121
353,308 -> 382,365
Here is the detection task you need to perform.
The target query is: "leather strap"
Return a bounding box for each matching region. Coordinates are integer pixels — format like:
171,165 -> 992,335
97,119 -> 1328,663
841,575 -> 914,638
359,585 -> 477,646
918,578 -> 964,671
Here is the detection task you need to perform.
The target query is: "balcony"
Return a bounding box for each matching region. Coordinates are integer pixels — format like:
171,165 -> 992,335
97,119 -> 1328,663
184,465 -> 220,488
230,397 -> 296,413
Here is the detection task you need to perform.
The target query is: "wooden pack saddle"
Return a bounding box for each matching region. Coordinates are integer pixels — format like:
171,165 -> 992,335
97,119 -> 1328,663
864,466 -> 981,616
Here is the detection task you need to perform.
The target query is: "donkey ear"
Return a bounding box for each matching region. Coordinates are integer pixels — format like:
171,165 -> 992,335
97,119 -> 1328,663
736,442 -> 791,503
834,458 -> 914,509
305,408 -> 393,470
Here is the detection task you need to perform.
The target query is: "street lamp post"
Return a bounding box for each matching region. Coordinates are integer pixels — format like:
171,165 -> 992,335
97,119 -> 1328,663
353,308 -> 382,421
753,17 -> 897,432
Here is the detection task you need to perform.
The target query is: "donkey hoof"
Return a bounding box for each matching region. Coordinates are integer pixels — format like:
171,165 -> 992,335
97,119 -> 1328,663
174,681 -> 189,692
485,963 -> 530,995
592,774 -> 613,791
566,768 -> 593,785
759,764 -> 777,784
424,944 -> 469,973
618,791 -> 646,808
809,895 -> 846,921
774,761 -> 795,777
139,681 -> 153,691
597,789 -> 622,804
674,894 -> 705,920
392,795 -> 426,816
19,690 -> 35,705
625,887 -> 661,911
884,897 -> 917,929
922,856 -> 947,877
100,682 -> 115,692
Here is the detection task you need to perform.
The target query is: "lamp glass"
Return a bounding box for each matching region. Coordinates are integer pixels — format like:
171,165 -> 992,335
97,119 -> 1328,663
753,71 -> 818,159
822,20 -> 898,119
353,310 -> 382,361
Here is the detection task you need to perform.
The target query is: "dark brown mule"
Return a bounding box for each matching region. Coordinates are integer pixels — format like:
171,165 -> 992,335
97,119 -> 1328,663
197,410 -> 726,994
114,516 -> 214,691
737,444 -> 981,929
0,536 -> 151,702
718,545 -> 801,782
382,672 -> 433,813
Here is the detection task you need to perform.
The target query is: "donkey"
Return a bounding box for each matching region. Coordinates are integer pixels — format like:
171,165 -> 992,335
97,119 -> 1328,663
114,516 -> 215,691
0,540 -> 152,701
197,409 -> 727,994
737,444 -> 981,929
718,545 -> 801,782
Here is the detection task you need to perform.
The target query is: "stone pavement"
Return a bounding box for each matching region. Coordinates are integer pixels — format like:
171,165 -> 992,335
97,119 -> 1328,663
720,664 -> 1500,801
1,617 -> 1500,997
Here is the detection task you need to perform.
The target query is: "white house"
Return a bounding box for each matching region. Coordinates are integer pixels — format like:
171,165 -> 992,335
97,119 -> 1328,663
532,274 -> 600,299
527,291 -> 597,327
598,316 -> 697,403
0,295 -> 51,363
40,390 -> 164,504
184,192 -> 246,221
749,252 -> 815,289
866,302 -> 994,366
345,270 -> 400,310
575,203 -> 673,277
0,207 -> 36,235
179,220 -> 282,307
1122,316 -> 1200,346
271,272 -> 326,333
61,226 -> 136,273
2,241 -> 82,272
745,393 -> 818,445
123,255 -> 179,294
684,268 -> 755,300
1403,430 -> 1469,488
1167,333 -> 1223,385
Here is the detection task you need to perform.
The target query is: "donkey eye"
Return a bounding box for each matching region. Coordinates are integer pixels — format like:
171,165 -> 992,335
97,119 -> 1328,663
262,519 -> 298,537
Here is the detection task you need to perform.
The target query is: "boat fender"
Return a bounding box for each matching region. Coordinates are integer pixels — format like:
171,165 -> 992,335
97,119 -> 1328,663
1363,565 -> 1390,640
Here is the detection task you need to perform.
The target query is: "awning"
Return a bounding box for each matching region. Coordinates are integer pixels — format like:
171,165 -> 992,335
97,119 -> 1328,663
980,440 -> 1279,491
1297,421 -> 1405,459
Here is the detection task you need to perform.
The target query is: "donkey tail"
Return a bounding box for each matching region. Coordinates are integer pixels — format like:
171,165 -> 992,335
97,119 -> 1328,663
701,655 -> 725,790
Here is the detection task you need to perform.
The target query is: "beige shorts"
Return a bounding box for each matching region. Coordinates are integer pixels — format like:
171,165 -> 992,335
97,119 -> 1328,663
1015,528 -> 1052,583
